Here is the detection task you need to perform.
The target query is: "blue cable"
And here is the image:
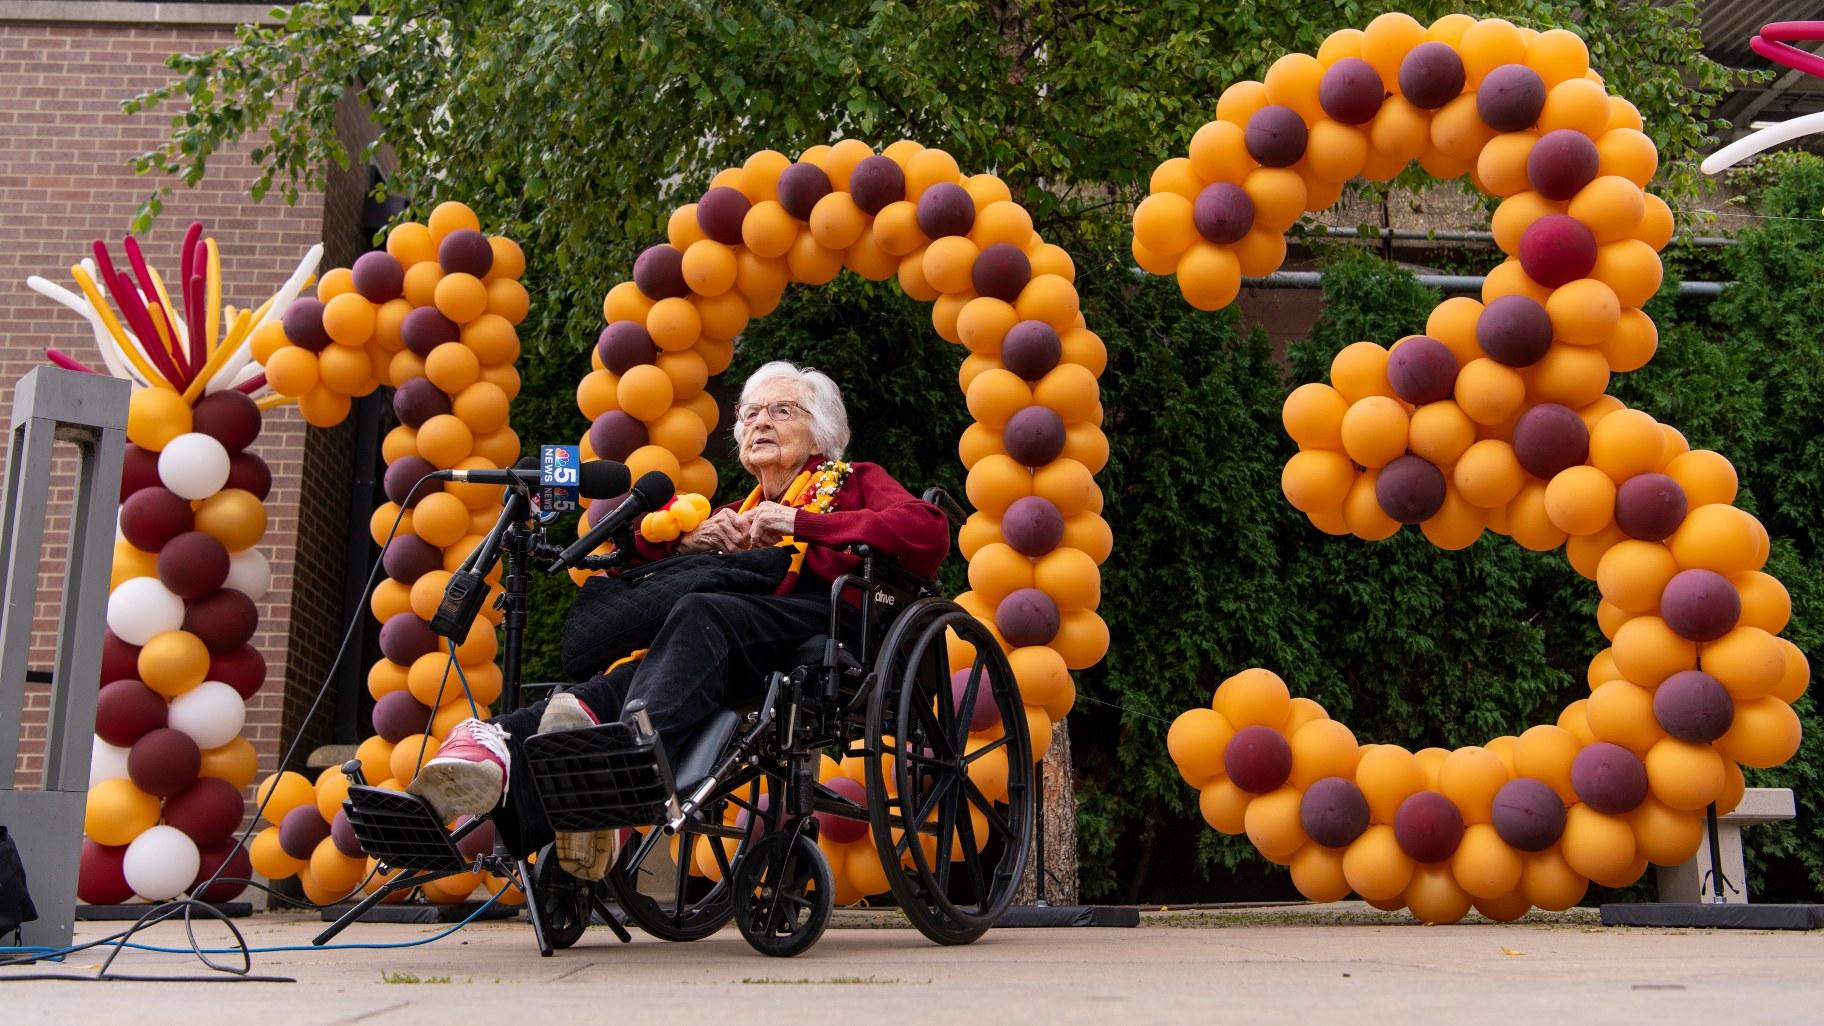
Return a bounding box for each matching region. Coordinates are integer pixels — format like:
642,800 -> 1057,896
112,884 -> 512,956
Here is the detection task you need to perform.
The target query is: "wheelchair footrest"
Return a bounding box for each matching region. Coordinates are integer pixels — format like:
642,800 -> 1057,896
342,785 -> 470,873
524,722 -> 675,831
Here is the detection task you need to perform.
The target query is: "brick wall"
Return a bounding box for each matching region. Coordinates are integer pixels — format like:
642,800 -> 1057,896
0,15 -> 359,813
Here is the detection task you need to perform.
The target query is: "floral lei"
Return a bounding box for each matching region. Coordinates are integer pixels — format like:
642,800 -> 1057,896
797,459 -> 851,514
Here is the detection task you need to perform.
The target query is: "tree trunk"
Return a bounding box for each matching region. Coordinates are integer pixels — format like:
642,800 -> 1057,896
1013,718 -> 1078,905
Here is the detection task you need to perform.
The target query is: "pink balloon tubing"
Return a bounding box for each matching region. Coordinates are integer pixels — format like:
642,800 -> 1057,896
1751,22 -> 1824,80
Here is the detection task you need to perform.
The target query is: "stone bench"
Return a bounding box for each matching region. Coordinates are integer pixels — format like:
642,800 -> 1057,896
1655,788 -> 1795,903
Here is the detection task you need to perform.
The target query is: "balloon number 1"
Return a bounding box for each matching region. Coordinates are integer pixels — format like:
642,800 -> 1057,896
1154,13 -> 1805,923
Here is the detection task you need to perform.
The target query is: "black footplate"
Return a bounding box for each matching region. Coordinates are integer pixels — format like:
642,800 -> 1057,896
342,785 -> 469,873
524,722 -> 675,831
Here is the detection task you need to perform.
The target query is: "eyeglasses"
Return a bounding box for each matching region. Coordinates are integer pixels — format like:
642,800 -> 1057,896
736,400 -> 805,426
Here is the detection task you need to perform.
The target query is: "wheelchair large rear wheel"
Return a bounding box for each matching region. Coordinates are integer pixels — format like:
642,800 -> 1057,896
865,597 -> 1034,945
601,770 -> 769,941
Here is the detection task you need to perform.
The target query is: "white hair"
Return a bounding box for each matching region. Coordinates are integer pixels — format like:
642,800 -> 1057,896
733,360 -> 851,460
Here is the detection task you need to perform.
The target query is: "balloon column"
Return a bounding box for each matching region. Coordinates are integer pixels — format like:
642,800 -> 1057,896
1153,14 -> 1805,923
575,142 -> 1112,900
240,202 -> 528,905
26,222 -> 316,903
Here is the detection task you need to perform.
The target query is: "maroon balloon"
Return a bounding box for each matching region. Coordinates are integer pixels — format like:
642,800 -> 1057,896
1477,294 -> 1554,367
1375,455 -> 1447,524
949,667 -> 1002,734
1518,214 -> 1597,288
1319,58 -> 1386,124
120,486 -> 194,552
589,410 -> 650,463
1399,42 -> 1466,109
372,691 -> 433,743
78,840 -> 135,905
776,162 -> 833,221
815,776 -> 869,844
453,815 -> 497,860
383,454 -> 443,507
277,805 -> 332,861
330,809 -> 366,858
162,776 -> 245,846
379,612 -> 440,665
1001,321 -> 1062,381
437,228 -> 494,277
1300,776 -> 1371,848
209,645 -> 266,700
1224,725 -> 1292,794
1476,64 -> 1547,132
121,443 -> 162,500
695,186 -> 752,246
1244,104 -> 1308,167
1193,183 -> 1255,244
1386,336 -> 1459,404
1571,742 -> 1648,814
393,377 -> 452,430
281,298 -> 331,352
1660,569 -> 1741,642
1527,129 -> 1601,201
351,250 -> 406,303
1614,472 -> 1687,541
1394,791 -> 1465,863
127,727 -> 201,798
1002,405 -> 1067,466
585,493 -> 626,528
190,391 -> 261,453
156,531 -> 230,599
848,155 -> 906,215
1654,670 -> 1735,743
381,533 -> 443,584
225,451 -> 272,501
916,182 -> 976,238
632,244 -> 689,300
1002,495 -> 1065,557
183,589 -> 258,653
1511,403 -> 1589,479
400,305 -> 459,357
596,320 -> 657,374
972,242 -> 1032,302
95,679 -> 168,747
995,587 -> 1062,647
102,632 -> 141,685
1490,778 -> 1565,851
191,841 -> 252,902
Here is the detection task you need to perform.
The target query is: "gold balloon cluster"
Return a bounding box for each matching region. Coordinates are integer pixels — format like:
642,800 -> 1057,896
1152,14 -> 1806,923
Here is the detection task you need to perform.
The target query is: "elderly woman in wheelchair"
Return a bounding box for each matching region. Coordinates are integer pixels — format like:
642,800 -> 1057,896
400,361 -> 1033,953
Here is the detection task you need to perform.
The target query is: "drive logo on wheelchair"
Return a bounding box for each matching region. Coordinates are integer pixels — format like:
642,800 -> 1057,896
871,588 -> 896,607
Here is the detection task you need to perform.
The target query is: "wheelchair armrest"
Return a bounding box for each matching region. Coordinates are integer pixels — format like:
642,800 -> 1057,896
921,487 -> 968,528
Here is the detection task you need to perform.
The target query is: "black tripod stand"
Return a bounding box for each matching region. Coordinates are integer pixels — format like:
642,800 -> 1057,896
315,482 -> 633,954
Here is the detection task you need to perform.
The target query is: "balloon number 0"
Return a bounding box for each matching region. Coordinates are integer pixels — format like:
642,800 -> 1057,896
1153,13 -> 1805,923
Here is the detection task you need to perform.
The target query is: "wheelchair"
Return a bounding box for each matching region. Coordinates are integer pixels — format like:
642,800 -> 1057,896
329,480 -> 1034,959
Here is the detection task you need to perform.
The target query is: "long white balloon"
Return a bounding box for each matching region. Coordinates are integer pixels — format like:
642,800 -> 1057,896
211,242 -> 323,394
23,274 -> 150,387
1701,110 -> 1824,174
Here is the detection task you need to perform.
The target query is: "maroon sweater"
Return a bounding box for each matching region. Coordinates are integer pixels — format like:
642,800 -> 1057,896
632,457 -> 950,595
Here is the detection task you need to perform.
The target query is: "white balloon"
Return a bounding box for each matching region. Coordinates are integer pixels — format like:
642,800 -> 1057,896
157,433 -> 232,501
166,681 -> 246,750
122,824 -> 202,901
1701,111 -> 1824,175
90,737 -> 131,785
225,548 -> 272,601
105,577 -> 185,645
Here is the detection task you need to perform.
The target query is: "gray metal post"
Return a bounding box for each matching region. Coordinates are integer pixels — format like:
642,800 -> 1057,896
0,367 -> 129,948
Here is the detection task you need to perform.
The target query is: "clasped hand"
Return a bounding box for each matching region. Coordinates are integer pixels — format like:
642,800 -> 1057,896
675,502 -> 797,554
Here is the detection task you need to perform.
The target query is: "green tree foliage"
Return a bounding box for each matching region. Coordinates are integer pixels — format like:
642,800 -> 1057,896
123,1 -> 1822,902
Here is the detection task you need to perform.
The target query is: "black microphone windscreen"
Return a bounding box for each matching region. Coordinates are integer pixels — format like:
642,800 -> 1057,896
580,460 -> 632,500
513,455 -> 539,471
630,470 -> 676,508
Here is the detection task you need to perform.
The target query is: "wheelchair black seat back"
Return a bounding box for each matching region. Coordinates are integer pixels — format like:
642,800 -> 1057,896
338,485 -> 1036,959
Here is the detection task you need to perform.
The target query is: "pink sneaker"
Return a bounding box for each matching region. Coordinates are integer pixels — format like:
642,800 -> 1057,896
408,719 -> 510,820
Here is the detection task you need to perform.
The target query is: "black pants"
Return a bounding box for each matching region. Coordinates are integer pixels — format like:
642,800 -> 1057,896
489,591 -> 831,856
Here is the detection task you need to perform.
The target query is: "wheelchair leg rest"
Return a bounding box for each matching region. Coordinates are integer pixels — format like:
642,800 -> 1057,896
593,892 -> 634,943
514,857 -> 554,957
312,869 -> 448,946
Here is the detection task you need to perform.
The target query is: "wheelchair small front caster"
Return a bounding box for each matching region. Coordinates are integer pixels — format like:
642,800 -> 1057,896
731,831 -> 832,957
532,853 -> 593,950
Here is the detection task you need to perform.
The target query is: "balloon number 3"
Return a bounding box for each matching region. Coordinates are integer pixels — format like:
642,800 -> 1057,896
1153,14 -> 1806,923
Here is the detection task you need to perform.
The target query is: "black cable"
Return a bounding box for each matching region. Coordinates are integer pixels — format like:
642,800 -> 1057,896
0,475 -> 437,982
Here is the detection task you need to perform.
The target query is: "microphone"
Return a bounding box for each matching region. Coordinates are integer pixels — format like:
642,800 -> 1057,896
548,470 -> 675,571
432,458 -> 630,499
